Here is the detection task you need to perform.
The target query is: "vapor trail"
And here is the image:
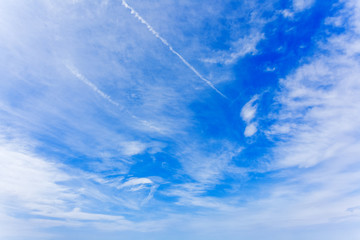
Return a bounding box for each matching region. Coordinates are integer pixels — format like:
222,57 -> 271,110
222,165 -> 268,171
66,65 -> 167,132
66,65 -> 123,109
121,0 -> 227,99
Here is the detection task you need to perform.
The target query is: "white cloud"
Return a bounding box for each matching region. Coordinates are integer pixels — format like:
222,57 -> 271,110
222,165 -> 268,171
162,182 -> 237,211
0,135 -> 166,237
0,139 -> 80,236
120,177 -> 153,188
164,142 -> 244,209
119,141 -> 147,156
0,144 -> 75,209
240,95 -> 258,123
225,33 -> 264,64
280,0 -> 315,20
0,129 -> 164,235
178,142 -> 242,185
114,177 -> 158,208
281,9 -> 294,18
265,66 -> 276,72
244,123 -> 257,137
293,0 -> 315,12
240,95 -> 259,137
269,43 -> 360,168
265,0 -> 360,168
203,32 -> 264,65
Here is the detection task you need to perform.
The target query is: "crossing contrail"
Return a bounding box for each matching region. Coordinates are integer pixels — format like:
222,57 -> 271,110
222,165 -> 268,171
121,0 -> 227,99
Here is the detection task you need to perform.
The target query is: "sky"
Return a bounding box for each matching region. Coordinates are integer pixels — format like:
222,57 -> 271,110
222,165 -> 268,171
1,0 -> 360,239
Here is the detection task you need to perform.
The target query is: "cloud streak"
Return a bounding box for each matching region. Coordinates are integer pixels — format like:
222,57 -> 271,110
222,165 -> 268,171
66,64 -> 123,108
121,0 -> 227,99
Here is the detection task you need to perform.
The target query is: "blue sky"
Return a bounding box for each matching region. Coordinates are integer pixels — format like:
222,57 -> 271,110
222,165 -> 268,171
1,0 -> 360,239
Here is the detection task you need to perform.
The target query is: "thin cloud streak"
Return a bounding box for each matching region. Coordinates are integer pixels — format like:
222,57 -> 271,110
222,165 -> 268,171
66,65 -> 123,109
121,0 -> 227,99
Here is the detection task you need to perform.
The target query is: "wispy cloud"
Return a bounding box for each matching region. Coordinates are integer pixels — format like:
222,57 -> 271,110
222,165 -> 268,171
203,32 -> 264,65
178,141 -> 242,185
0,132 -> 166,237
119,177 -> 153,189
292,0 -> 315,12
280,0 -> 315,19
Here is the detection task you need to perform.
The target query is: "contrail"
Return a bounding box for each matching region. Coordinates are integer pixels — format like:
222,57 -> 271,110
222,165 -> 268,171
121,0 -> 227,99
66,65 -> 123,109
66,65 -> 167,132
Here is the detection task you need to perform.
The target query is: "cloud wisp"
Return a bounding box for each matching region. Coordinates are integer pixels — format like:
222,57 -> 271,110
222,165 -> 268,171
203,32 -> 264,65
121,0 -> 227,99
